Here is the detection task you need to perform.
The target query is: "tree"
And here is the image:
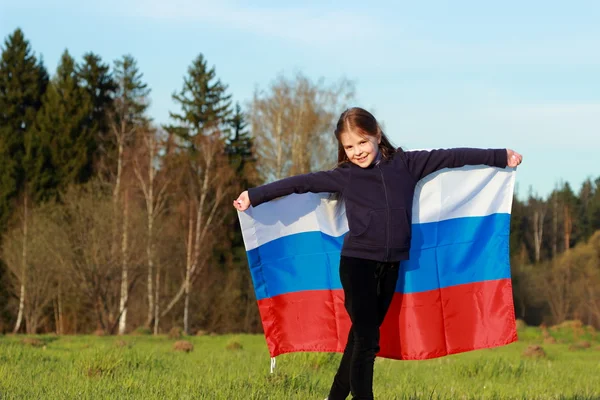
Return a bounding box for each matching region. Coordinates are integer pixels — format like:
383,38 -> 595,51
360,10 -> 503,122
0,29 -> 48,333
509,194 -> 528,263
109,54 -> 150,190
110,54 -> 150,335
224,103 -> 261,331
591,178 -> 600,232
44,181 -> 144,334
577,178 -> 596,240
527,189 -> 547,263
250,72 -> 354,182
557,182 -> 578,251
0,28 -> 48,230
131,127 -> 172,332
109,54 -> 150,218
77,52 -> 117,171
163,53 -> 234,335
226,103 -> 255,180
33,50 -> 94,196
2,201 -> 60,333
583,231 -> 600,326
539,232 -> 600,324
169,54 -> 231,143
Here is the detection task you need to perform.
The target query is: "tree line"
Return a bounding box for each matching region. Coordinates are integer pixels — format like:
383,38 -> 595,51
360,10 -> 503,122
0,28 -> 598,335
0,28 -> 353,335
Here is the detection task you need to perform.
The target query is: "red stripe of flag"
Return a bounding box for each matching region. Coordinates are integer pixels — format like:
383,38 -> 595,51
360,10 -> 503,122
257,279 -> 517,360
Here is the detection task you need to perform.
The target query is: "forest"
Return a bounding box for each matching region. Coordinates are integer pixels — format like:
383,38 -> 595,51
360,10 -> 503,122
1,28 -> 599,336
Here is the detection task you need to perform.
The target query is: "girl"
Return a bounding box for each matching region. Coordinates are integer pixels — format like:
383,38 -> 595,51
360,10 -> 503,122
233,107 -> 523,400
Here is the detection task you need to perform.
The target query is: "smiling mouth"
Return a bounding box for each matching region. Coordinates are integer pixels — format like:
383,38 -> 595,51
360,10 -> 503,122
356,155 -> 368,162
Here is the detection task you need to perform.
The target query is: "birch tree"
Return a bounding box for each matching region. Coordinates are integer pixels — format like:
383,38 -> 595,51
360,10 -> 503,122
110,55 -> 150,334
163,53 -> 234,334
3,200 -> 59,333
528,190 -> 547,263
250,73 -> 354,182
132,127 -> 171,331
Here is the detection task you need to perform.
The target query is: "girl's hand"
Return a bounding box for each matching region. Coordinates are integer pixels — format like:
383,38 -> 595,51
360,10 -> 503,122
506,149 -> 523,168
233,190 -> 251,211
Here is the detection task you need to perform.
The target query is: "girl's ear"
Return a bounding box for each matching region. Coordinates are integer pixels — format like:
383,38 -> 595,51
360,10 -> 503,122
377,134 -> 382,144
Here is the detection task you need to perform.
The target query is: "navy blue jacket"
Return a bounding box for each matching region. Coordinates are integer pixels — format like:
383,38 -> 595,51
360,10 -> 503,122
248,148 -> 508,262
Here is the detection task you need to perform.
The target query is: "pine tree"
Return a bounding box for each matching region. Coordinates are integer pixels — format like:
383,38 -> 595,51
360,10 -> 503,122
226,103 -> 255,178
109,54 -> 151,187
0,28 -> 48,228
589,178 -> 600,234
77,52 -> 117,166
169,53 -> 232,143
32,50 -> 94,197
578,179 -> 595,242
112,54 -> 150,128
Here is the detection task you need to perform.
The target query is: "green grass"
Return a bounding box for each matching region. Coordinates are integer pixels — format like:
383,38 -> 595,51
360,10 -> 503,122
0,328 -> 599,399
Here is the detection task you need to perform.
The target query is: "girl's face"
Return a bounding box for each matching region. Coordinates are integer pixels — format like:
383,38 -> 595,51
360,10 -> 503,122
339,129 -> 381,168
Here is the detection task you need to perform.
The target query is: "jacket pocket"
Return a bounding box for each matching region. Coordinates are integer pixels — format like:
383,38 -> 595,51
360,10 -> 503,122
349,209 -> 386,247
390,208 -> 411,249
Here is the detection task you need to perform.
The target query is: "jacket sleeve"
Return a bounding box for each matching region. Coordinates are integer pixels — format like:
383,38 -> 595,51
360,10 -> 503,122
248,167 -> 349,208
403,148 -> 507,181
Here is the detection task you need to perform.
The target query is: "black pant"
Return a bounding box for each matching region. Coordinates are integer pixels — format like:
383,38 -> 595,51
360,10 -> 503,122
328,256 -> 400,400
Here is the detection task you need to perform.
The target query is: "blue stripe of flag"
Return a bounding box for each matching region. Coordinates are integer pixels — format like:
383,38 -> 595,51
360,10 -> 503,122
247,213 -> 510,300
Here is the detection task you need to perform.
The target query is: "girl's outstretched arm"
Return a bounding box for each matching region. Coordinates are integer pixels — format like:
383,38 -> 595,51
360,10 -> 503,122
233,167 -> 349,211
402,148 -> 522,181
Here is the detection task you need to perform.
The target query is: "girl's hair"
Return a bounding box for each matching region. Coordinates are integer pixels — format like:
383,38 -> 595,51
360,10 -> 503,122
334,107 -> 396,164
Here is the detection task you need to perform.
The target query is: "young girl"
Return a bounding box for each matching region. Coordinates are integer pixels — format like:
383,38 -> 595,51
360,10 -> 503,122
233,107 -> 523,400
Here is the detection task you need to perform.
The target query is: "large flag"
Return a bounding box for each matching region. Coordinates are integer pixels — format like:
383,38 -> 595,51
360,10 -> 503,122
238,165 -> 518,360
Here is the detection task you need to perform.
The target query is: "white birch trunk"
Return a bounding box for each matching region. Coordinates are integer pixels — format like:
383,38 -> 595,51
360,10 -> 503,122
153,261 -> 161,335
13,196 -> 28,334
146,152 -> 155,326
118,192 -> 130,335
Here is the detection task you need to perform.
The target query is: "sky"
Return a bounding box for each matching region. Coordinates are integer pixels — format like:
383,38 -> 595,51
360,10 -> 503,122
1,0 -> 598,199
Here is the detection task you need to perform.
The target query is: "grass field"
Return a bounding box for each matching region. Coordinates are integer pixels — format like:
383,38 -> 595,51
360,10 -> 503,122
0,324 -> 599,399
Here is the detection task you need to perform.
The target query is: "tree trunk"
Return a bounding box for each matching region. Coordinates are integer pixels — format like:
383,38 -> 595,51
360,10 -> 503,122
13,196 -> 28,334
112,120 -> 125,258
183,153 -> 213,335
146,213 -> 154,327
183,200 -> 194,335
184,280 -> 191,335
145,155 -> 155,327
118,190 -> 130,335
564,205 -> 572,251
132,130 -> 169,331
57,283 -> 64,335
53,298 -> 60,335
13,284 -> 25,334
275,111 -> 283,180
552,194 -> 558,257
533,208 -> 545,263
153,261 -> 161,335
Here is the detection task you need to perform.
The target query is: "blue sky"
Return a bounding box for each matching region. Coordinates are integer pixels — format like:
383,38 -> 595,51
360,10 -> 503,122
1,0 -> 598,198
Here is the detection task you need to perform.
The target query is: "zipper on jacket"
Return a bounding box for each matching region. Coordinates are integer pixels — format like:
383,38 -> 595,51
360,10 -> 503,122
377,165 -> 390,261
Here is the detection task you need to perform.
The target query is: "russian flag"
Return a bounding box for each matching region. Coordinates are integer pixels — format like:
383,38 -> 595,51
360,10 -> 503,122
238,165 -> 518,360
